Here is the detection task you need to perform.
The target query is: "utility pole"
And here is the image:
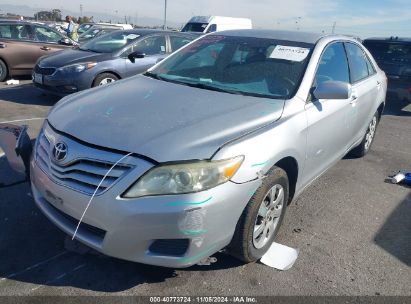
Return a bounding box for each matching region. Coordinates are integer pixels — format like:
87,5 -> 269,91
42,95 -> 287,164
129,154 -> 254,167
295,16 -> 302,31
332,21 -> 336,34
80,4 -> 83,17
163,0 -> 167,30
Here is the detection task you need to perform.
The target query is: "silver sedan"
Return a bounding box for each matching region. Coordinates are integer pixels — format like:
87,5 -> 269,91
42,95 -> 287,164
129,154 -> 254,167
27,29 -> 386,267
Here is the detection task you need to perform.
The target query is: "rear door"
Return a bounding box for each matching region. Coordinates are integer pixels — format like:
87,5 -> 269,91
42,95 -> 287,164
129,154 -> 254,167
303,42 -> 354,183
345,42 -> 380,143
0,23 -> 39,75
31,24 -> 70,56
123,34 -> 167,77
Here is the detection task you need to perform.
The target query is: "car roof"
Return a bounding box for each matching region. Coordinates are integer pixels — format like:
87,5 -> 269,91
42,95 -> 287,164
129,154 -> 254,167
364,37 -> 411,43
213,29 -> 329,44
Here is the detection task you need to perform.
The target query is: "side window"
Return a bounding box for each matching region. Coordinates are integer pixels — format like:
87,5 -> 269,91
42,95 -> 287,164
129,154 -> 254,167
365,54 -> 376,76
170,35 -> 193,52
34,26 -> 62,43
134,36 -> 166,55
206,24 -> 217,33
345,43 -> 372,83
315,42 -> 350,86
0,24 -> 32,40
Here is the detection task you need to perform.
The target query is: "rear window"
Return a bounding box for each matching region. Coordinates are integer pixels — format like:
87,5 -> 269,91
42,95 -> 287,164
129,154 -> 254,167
181,23 -> 208,33
364,41 -> 411,63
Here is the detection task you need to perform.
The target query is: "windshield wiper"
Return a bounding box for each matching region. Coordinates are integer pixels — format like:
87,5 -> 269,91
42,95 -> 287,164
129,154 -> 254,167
182,82 -> 244,95
143,71 -> 163,80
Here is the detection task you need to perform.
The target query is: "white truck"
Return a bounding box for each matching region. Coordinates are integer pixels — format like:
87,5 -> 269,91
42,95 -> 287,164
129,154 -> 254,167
181,16 -> 252,34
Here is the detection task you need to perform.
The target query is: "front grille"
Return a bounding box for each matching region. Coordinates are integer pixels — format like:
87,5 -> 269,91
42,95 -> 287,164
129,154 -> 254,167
36,132 -> 132,195
34,65 -> 56,75
45,199 -> 107,240
149,239 -> 190,257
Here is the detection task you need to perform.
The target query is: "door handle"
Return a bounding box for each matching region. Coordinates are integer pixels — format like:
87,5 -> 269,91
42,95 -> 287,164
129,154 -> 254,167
350,95 -> 358,105
0,43 -> 6,48
376,80 -> 381,90
40,46 -> 51,51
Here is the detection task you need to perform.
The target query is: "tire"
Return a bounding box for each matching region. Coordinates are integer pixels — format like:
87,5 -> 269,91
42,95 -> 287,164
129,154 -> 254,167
228,166 -> 289,263
92,73 -> 119,87
0,59 -> 8,82
350,111 -> 379,158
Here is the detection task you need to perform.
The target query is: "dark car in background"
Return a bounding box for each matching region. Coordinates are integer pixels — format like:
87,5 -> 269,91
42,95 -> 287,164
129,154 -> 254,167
78,25 -> 122,43
33,29 -> 196,95
364,37 -> 411,101
0,20 -> 76,82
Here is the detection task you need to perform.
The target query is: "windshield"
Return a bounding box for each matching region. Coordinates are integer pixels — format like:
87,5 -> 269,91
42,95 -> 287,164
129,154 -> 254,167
77,23 -> 93,34
364,41 -> 411,63
148,35 -> 313,99
181,22 -> 208,32
79,31 -> 140,53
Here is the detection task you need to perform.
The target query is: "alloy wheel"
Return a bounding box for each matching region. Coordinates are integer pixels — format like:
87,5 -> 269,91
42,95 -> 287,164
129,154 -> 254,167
252,184 -> 285,249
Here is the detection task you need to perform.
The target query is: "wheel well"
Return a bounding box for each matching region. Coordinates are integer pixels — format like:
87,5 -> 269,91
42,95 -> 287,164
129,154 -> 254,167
377,102 -> 384,120
275,157 -> 298,204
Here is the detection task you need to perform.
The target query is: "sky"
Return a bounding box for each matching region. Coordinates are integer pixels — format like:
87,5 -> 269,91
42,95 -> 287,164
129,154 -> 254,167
1,0 -> 410,38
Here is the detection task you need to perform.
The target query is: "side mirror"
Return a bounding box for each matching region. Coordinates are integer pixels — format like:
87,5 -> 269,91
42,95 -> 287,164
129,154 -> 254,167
59,37 -> 73,46
313,80 -> 351,100
128,52 -> 146,63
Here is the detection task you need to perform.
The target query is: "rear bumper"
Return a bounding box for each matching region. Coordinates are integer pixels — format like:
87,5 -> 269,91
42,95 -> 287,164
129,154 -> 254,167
387,76 -> 411,102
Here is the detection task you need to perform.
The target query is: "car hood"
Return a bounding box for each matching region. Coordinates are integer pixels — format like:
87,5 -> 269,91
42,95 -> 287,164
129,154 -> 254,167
48,75 -> 285,162
39,49 -> 111,68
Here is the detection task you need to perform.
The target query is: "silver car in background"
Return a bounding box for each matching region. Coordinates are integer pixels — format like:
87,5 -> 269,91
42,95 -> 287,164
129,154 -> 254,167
29,30 -> 386,268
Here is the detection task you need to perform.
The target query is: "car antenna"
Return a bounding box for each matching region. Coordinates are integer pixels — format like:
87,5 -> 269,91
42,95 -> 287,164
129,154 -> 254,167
72,152 -> 133,240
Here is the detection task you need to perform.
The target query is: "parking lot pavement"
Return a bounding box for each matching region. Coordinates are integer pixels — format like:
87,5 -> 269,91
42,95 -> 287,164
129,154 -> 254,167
0,80 -> 410,296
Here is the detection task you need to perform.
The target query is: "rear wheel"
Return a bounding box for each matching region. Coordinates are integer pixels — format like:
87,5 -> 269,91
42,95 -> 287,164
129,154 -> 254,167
92,73 -> 119,87
350,111 -> 379,158
228,166 -> 289,263
0,59 -> 8,82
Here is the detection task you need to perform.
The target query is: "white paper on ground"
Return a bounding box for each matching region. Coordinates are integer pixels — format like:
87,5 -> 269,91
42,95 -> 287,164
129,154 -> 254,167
260,242 -> 299,270
269,45 -> 310,62
6,79 -> 19,85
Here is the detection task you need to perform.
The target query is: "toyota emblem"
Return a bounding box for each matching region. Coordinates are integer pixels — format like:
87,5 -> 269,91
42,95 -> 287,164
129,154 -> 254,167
52,142 -> 68,162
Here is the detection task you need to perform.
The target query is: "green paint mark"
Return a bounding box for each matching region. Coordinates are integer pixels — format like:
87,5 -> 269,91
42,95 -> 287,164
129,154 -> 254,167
178,244 -> 217,262
181,229 -> 208,235
105,107 -> 113,115
77,105 -> 84,113
166,196 -> 213,207
248,190 -> 257,196
144,90 -> 153,100
251,160 -> 269,167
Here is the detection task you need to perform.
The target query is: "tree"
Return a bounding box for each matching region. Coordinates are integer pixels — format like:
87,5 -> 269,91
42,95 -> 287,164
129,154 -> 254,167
34,9 -> 62,22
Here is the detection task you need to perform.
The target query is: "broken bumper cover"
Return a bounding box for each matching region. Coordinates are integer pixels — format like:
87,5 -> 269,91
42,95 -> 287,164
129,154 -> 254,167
30,156 -> 260,268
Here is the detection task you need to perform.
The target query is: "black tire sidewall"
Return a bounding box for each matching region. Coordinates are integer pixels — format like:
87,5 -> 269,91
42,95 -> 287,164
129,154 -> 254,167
0,60 -> 7,82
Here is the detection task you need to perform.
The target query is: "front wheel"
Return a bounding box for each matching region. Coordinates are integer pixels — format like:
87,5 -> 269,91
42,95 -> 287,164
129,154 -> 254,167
228,166 -> 289,263
92,73 -> 119,87
350,111 -> 379,158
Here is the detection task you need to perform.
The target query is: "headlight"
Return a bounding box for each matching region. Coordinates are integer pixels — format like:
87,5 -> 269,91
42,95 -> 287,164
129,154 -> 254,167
58,62 -> 96,73
122,156 -> 244,198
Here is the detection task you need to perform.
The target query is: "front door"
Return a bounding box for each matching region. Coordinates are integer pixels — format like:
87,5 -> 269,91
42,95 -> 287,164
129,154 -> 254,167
124,35 -> 168,77
303,42 -> 355,184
